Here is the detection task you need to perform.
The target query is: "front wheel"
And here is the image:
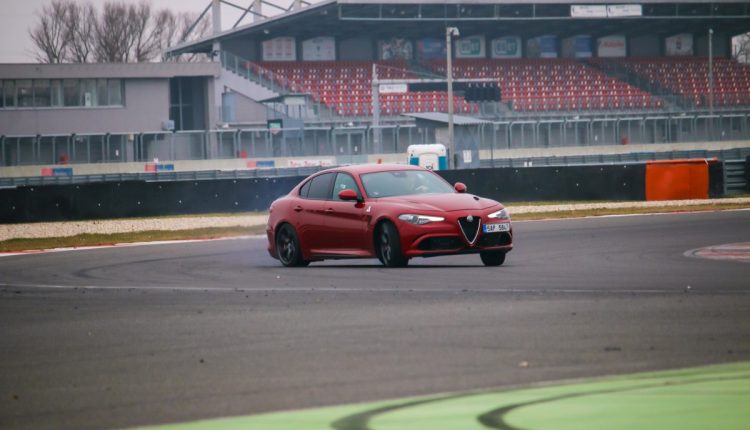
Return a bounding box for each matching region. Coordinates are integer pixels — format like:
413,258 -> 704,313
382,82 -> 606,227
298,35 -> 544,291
378,222 -> 409,267
480,251 -> 506,266
276,224 -> 309,267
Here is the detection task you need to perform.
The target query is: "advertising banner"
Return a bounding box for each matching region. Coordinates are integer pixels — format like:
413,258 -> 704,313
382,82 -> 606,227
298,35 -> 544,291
302,37 -> 336,61
287,159 -> 334,168
491,36 -> 522,58
416,38 -> 446,60
562,35 -> 593,58
527,36 -> 558,58
607,4 -> 642,17
597,35 -> 627,57
571,5 -> 607,17
665,33 -> 694,56
262,37 -> 296,61
379,38 -> 413,60
379,83 -> 408,94
456,35 -> 486,58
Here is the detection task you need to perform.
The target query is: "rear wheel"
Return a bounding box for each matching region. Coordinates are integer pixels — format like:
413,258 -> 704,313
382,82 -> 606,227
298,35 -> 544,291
378,222 -> 409,267
480,251 -> 506,267
276,224 -> 309,267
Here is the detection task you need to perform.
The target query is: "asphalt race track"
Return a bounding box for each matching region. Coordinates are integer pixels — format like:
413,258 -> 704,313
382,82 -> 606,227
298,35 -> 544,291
1,211 -> 749,430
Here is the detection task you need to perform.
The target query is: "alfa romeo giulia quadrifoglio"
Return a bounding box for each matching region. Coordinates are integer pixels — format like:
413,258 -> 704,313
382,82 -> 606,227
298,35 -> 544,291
267,164 -> 513,267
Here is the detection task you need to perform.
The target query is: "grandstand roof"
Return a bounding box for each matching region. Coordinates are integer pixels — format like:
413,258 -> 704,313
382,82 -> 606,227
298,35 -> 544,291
403,112 -> 489,125
166,0 -> 750,57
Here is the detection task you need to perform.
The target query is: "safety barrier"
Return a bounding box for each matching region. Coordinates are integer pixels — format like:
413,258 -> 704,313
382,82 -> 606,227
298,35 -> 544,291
645,159 -> 715,201
5,161 -> 727,223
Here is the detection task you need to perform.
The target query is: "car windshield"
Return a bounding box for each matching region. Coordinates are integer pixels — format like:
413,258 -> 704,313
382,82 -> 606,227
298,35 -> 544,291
360,170 -> 454,198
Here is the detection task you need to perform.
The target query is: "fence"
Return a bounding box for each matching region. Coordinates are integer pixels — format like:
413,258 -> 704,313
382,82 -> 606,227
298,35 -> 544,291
2,112 -> 750,167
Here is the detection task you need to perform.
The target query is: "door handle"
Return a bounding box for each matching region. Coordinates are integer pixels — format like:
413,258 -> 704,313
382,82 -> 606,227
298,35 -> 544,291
293,205 -> 303,212
325,208 -> 335,213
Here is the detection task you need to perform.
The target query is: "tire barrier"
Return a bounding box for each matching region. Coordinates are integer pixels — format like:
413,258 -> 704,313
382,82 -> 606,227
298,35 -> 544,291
0,162 -> 723,223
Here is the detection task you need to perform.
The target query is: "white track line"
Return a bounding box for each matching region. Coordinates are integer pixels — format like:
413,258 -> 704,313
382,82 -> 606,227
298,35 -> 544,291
0,282 -> 747,295
0,235 -> 263,258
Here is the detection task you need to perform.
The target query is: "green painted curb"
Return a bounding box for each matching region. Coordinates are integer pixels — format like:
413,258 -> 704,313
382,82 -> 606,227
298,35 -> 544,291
135,361 -> 750,430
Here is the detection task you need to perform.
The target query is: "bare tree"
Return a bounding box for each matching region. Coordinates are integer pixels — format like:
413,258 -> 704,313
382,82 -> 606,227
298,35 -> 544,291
64,2 -> 96,63
29,0 -> 69,63
94,2 -> 135,62
130,2 -> 166,62
734,33 -> 750,64
30,0 -> 211,64
161,11 -> 212,62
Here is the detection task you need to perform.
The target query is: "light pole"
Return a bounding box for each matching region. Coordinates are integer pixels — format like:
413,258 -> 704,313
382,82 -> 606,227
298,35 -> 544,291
708,28 -> 714,139
446,26 -> 459,168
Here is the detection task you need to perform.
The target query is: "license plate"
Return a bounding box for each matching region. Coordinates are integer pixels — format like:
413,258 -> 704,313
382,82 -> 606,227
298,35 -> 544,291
483,222 -> 510,233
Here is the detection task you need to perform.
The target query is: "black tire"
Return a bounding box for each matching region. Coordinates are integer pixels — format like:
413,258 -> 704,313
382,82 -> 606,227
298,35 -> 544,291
480,251 -> 506,267
275,224 -> 309,267
378,222 -> 409,267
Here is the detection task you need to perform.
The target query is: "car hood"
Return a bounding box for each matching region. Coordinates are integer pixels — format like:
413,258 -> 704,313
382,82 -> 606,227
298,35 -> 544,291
378,193 -> 500,212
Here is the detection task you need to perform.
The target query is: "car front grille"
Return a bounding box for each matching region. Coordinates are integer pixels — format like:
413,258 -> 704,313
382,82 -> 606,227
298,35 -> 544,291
417,236 -> 462,251
458,216 -> 480,244
478,232 -> 512,247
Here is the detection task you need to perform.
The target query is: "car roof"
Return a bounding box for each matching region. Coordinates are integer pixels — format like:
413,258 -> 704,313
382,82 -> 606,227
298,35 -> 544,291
319,163 -> 424,176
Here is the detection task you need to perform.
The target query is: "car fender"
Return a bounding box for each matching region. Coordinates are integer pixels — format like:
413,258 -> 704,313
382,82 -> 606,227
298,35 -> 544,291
368,213 -> 399,252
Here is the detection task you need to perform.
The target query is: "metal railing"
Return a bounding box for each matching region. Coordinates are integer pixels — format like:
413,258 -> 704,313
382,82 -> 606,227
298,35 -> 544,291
3,147 -> 748,189
2,112 -> 750,168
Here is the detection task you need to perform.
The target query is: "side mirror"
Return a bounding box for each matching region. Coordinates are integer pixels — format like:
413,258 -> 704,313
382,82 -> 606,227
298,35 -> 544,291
338,189 -> 361,202
454,182 -> 467,193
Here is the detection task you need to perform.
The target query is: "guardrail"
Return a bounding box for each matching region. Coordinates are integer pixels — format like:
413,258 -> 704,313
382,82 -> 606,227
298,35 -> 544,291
2,147 -> 748,188
2,112 -> 749,168
481,147 -> 750,168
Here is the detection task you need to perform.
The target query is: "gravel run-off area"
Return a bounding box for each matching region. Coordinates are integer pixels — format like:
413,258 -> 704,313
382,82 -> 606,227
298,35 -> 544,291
1,198 -> 749,241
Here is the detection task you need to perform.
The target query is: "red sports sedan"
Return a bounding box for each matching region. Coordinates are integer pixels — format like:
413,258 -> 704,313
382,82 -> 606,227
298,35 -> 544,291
266,164 -> 512,267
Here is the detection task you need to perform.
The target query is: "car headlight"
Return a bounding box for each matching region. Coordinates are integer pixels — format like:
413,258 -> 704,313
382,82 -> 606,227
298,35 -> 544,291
398,214 -> 445,225
488,208 -> 509,219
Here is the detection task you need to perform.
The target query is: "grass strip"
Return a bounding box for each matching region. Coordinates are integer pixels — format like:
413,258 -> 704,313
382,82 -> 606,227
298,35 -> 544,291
511,202 -> 750,221
0,225 -> 266,253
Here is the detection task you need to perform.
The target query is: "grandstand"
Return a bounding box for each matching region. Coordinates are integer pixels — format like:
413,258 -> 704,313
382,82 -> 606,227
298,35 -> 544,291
599,57 -> 750,107
166,0 -> 750,124
3,0 -> 750,178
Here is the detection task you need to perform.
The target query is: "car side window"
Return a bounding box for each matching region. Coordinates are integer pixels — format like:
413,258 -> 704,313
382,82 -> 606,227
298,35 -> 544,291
331,173 -> 362,201
298,180 -> 312,198
305,172 -> 334,200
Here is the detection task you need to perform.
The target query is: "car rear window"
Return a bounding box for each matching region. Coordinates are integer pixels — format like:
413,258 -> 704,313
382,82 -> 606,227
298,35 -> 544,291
306,172 -> 334,200
298,180 -> 312,197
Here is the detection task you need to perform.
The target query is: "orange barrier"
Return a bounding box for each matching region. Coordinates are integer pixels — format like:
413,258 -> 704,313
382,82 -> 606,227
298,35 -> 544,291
645,158 -> 716,201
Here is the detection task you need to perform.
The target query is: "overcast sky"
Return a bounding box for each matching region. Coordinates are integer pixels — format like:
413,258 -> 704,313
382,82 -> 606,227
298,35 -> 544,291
0,0 -> 303,63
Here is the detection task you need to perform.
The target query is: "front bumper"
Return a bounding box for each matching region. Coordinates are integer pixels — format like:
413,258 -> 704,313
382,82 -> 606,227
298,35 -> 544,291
398,216 -> 513,258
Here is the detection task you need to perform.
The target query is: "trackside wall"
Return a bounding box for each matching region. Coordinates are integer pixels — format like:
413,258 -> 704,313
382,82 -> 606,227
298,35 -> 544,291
0,163 -> 678,223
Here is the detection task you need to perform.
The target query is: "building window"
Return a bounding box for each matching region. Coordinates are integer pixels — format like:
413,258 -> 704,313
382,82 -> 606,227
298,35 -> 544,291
3,81 -> 15,107
96,79 -> 108,106
51,80 -> 63,107
0,78 -> 124,110
63,79 -> 81,107
108,79 -> 123,105
17,80 -> 33,107
81,79 -> 97,106
34,79 -> 51,107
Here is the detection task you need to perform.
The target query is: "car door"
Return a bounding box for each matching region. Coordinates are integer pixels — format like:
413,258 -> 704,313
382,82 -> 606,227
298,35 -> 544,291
293,172 -> 334,253
322,172 -> 368,254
